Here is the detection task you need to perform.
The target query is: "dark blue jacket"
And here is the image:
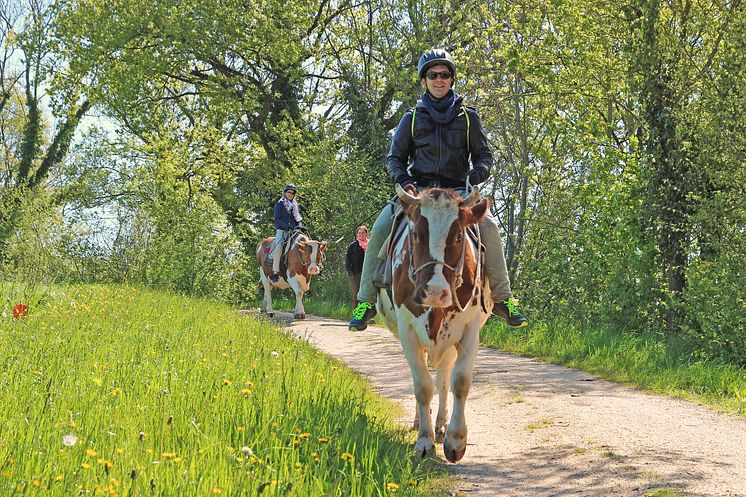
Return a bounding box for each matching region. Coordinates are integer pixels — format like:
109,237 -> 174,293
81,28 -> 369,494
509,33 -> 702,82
274,200 -> 301,230
387,99 -> 493,188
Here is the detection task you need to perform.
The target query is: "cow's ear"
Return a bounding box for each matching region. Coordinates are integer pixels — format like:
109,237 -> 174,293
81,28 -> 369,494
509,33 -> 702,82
320,241 -> 328,251
468,198 -> 490,223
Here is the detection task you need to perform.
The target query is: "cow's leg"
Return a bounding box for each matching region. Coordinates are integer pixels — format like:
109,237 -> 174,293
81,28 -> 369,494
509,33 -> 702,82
400,329 -> 435,461
434,345 -> 457,443
287,277 -> 306,320
259,273 -> 273,317
443,323 -> 479,463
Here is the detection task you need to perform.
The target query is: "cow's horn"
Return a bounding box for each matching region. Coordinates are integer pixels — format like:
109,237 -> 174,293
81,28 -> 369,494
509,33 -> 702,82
459,187 -> 480,207
395,183 -> 420,206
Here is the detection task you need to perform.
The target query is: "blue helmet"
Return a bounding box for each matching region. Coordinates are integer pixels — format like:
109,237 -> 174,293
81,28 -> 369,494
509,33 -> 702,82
283,184 -> 297,193
417,49 -> 456,80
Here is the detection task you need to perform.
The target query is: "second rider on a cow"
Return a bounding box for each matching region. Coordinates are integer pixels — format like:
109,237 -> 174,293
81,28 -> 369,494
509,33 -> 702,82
348,48 -> 528,331
270,184 -> 303,283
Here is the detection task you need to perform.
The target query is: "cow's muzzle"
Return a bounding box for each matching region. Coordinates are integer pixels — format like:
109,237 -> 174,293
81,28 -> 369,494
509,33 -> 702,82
414,283 -> 452,307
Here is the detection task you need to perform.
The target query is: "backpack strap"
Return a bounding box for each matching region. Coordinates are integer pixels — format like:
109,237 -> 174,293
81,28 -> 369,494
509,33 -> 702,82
410,105 -> 470,153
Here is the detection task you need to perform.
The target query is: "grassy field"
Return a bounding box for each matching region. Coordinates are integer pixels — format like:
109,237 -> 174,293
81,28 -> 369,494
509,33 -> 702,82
0,283 -> 446,496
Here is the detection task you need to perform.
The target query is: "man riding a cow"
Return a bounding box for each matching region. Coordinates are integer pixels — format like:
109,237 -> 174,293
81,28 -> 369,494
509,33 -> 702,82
270,184 -> 304,283
257,183 -> 327,319
348,48 -> 529,332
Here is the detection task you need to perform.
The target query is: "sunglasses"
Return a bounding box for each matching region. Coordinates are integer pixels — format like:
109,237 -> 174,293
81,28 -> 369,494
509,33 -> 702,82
425,71 -> 453,80
286,191 -> 296,195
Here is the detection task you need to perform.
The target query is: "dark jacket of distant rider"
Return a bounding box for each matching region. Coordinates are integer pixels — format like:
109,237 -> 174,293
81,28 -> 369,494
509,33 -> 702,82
274,199 -> 302,231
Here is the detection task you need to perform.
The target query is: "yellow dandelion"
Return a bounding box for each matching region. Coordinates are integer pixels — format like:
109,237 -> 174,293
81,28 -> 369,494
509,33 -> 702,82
341,452 -> 355,463
313,457 -> 320,463
244,380 -> 255,387
55,474 -> 64,482
291,440 -> 300,446
1,469 -> 13,478
318,437 -> 329,443
110,478 -> 121,488
387,482 -> 399,492
236,426 -> 246,433
111,387 -> 122,396
222,379 -> 232,385
161,452 -> 176,459
173,457 -> 183,463
33,479 -> 41,487
212,487 -> 222,494
310,451 -> 318,457
81,463 -> 91,469
92,378 -> 103,386
299,432 -> 310,439
86,449 -> 97,457
240,388 -> 252,395
115,448 -> 124,454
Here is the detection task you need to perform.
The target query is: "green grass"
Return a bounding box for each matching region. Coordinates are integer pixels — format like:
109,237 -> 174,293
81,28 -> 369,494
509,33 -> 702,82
0,283 -> 447,496
255,291 -> 354,321
480,318 -> 746,416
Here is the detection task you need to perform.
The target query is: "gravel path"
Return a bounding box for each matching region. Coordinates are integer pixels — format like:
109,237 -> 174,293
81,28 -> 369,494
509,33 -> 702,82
252,311 -> 746,497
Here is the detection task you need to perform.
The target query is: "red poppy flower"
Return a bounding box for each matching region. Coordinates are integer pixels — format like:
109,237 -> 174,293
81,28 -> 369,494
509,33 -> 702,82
12,304 -> 28,319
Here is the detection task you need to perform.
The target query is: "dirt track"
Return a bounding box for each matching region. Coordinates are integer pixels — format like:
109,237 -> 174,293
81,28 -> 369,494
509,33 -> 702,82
253,311 -> 746,497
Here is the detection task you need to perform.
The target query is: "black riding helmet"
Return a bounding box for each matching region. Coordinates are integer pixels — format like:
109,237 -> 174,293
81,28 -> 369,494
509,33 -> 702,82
283,184 -> 297,193
417,49 -> 456,81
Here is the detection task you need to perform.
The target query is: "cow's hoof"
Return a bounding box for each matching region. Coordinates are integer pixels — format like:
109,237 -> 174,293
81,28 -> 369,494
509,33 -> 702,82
294,313 -> 305,320
443,444 -> 466,463
413,437 -> 435,462
411,419 -> 419,431
268,312 -> 274,318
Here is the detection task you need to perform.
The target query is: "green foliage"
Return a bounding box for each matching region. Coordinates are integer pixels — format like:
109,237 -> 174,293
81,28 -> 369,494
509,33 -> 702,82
683,257 -> 746,366
0,284 -> 445,495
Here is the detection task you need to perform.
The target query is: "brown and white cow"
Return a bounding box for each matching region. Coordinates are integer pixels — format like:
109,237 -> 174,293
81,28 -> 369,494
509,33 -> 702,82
376,185 -> 492,463
256,233 -> 328,320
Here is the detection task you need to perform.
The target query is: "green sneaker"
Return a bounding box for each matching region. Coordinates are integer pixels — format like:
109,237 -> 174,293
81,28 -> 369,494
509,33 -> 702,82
492,297 -> 528,328
349,301 -> 377,331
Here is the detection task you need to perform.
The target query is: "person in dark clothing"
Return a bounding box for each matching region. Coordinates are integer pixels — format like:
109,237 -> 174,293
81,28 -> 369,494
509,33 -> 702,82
348,48 -> 528,331
345,225 -> 369,306
270,184 -> 302,282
